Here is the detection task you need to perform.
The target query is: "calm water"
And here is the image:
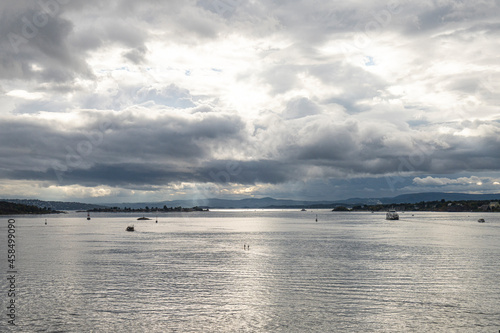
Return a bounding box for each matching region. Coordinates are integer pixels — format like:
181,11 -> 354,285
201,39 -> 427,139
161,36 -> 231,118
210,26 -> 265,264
1,210 -> 500,332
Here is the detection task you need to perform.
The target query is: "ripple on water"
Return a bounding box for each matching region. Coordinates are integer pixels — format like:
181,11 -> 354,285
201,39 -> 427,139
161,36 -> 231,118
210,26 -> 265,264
1,211 -> 500,332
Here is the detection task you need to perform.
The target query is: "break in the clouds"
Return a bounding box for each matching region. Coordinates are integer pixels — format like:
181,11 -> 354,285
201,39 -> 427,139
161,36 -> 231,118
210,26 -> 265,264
1,0 -> 500,203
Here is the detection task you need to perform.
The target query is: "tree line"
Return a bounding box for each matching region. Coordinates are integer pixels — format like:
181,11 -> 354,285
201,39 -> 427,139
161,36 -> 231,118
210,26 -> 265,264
338,199 -> 500,212
89,205 -> 209,213
0,201 -> 63,215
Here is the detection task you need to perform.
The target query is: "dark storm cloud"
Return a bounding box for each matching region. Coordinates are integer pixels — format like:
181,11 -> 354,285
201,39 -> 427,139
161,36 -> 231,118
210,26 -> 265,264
0,1 -> 94,83
260,115 -> 500,178
0,108 -> 247,184
6,163 -> 199,187
7,159 -> 295,188
3,114 -> 500,195
427,123 -> 500,173
201,159 -> 294,184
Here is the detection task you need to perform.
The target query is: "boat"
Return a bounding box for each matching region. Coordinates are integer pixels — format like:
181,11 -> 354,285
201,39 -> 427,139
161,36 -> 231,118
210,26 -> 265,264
126,224 -> 135,231
301,208 -> 307,211
87,212 -> 91,220
478,218 -> 485,223
386,210 -> 399,220
137,216 -> 151,220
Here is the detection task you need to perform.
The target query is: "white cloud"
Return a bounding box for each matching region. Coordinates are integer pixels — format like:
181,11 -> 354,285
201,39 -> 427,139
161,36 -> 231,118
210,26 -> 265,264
6,89 -> 45,100
413,176 -> 485,186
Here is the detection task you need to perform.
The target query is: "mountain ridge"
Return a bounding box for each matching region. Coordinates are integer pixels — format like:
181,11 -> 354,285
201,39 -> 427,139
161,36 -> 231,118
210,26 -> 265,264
105,192 -> 500,209
3,192 -> 500,210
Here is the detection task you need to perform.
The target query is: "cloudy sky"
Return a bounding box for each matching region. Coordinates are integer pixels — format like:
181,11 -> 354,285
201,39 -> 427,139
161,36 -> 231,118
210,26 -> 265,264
1,0 -> 499,203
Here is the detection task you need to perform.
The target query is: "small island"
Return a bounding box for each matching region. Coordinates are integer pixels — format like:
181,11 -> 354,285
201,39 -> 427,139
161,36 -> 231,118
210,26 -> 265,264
89,205 -> 209,213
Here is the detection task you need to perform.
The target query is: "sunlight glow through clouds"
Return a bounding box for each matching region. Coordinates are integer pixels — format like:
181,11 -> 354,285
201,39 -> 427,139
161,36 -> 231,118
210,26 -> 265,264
6,90 -> 45,100
60,185 -> 114,198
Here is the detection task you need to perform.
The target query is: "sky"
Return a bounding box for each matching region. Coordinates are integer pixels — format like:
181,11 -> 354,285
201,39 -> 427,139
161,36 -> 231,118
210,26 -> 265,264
1,0 -> 500,203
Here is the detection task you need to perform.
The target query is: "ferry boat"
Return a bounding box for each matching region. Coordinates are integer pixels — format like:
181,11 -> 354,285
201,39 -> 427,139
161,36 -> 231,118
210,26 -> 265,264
386,210 -> 399,220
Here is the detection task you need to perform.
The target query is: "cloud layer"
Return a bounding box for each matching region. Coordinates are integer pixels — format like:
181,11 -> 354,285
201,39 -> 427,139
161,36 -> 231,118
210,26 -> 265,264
1,0 -> 500,202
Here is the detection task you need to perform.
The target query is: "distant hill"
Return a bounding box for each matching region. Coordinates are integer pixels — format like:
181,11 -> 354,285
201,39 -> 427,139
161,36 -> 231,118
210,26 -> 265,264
0,201 -> 62,215
328,192 -> 500,205
0,199 -> 107,211
106,197 -> 334,209
107,192 -> 500,209
5,192 -> 500,211
377,192 -> 500,205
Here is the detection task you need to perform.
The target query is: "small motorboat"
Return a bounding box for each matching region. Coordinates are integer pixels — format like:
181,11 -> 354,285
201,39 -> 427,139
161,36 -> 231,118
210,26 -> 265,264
137,216 -> 151,220
478,218 -> 485,223
386,210 -> 399,220
126,225 -> 135,231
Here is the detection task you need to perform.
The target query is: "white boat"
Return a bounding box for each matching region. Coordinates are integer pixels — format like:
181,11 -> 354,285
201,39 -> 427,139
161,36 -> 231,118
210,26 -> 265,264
386,210 -> 399,220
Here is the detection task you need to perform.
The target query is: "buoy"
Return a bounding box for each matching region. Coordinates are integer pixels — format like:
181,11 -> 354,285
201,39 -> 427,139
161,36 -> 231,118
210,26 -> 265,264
45,219 -> 47,225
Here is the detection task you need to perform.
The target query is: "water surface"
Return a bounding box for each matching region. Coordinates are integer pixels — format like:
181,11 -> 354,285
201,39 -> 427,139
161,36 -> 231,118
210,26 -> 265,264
1,210 -> 499,332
